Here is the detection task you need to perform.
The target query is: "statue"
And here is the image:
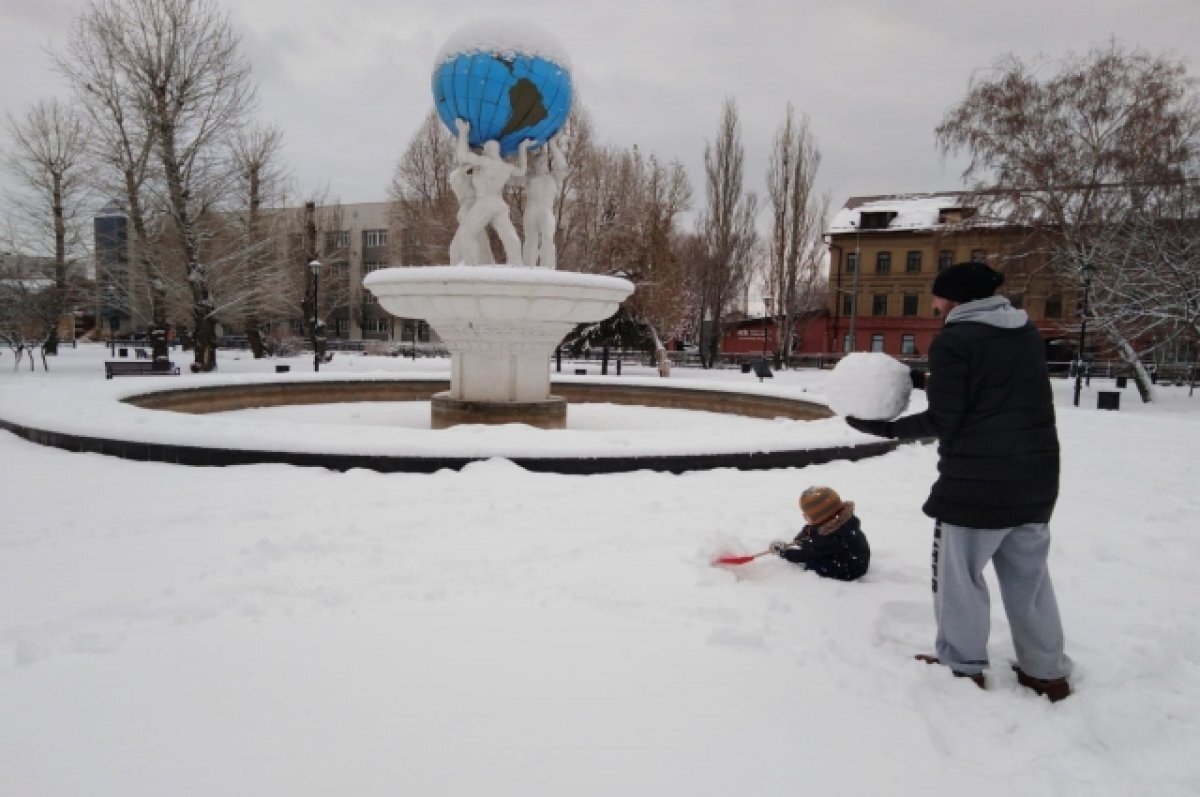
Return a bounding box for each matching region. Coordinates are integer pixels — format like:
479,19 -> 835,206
453,118 -> 529,266
448,164 -> 495,265
521,133 -> 568,269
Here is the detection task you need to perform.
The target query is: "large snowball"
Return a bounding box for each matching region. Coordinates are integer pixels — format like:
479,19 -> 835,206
825,353 -> 913,420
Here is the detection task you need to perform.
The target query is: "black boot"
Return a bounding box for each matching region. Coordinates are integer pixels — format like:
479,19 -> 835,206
915,654 -> 986,689
1013,665 -> 1071,702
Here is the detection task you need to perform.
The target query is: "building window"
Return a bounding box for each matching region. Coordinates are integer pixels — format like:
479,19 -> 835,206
901,334 -> 916,355
842,295 -> 855,316
872,294 -> 888,316
325,230 -> 350,250
876,252 -> 891,274
906,251 -> 922,272
938,250 -> 953,271
842,334 -> 854,353
846,252 -> 858,273
971,249 -> 986,263
363,262 -> 387,274
1005,257 -> 1026,274
870,334 -> 885,352
902,294 -> 918,316
860,211 -> 896,230
364,317 -> 391,333
363,229 -> 388,248
1045,294 -> 1062,319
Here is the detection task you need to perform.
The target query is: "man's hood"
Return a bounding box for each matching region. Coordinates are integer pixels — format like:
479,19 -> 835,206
945,295 -> 1029,329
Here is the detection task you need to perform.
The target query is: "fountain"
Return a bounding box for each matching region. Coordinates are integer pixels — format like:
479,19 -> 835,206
364,20 -> 634,429
0,19 -> 902,475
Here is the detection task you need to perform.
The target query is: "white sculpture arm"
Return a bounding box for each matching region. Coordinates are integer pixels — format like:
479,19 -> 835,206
455,118 -> 485,167
548,134 -> 568,177
511,139 -> 532,179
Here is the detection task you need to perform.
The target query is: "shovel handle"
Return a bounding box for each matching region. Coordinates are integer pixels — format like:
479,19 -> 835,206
714,549 -> 773,566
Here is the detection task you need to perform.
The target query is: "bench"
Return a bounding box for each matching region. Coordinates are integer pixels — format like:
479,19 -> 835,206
105,360 -> 180,379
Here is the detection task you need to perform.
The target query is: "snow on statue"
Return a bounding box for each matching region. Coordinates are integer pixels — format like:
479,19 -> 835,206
825,353 -> 914,420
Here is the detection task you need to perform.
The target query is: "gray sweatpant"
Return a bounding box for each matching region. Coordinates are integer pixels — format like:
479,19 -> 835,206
932,521 -> 1072,679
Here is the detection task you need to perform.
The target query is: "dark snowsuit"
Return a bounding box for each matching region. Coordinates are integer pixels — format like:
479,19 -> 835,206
779,514 -> 870,582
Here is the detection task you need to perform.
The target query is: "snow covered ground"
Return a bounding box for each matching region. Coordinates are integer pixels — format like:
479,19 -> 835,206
2,344 -> 1198,796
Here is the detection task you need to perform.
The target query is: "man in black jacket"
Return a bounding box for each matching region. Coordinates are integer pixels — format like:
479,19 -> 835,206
846,262 -> 1072,701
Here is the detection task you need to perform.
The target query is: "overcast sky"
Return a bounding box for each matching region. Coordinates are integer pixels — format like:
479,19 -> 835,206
3,0 -> 1199,220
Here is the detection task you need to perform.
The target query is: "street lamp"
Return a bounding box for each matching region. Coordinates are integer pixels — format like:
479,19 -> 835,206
761,295 -> 772,363
308,259 -> 322,372
1072,262 -> 1094,407
150,277 -> 168,365
104,286 -> 119,356
846,220 -> 861,352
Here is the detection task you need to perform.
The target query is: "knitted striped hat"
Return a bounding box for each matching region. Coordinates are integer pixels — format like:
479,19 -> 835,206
799,486 -> 845,525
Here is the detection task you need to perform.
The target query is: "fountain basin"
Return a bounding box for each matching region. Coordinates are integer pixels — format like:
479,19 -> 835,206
364,266 -> 634,428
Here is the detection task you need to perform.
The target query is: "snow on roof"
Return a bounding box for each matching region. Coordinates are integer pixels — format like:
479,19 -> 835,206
826,192 -> 1014,234
828,193 -> 962,233
435,19 -> 572,71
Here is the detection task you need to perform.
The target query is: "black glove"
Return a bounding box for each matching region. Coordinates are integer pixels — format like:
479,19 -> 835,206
845,416 -> 896,438
769,540 -> 790,556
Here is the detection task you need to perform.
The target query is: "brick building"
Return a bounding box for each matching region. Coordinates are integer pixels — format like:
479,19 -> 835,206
824,192 -> 1078,360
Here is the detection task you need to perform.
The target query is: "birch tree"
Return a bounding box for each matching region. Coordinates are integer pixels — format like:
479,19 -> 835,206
67,0 -> 256,372
389,109 -> 457,266
56,6 -> 158,345
936,40 -> 1200,401
228,123 -> 287,357
765,105 -> 829,364
696,98 -> 758,369
2,99 -> 91,363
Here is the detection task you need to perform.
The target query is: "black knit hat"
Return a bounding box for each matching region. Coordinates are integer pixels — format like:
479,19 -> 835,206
932,262 -> 1005,303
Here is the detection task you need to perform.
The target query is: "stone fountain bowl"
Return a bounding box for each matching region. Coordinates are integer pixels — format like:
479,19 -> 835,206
363,265 -> 635,428
363,265 -> 634,329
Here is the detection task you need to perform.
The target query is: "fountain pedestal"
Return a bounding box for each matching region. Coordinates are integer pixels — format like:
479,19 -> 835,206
364,266 -> 634,429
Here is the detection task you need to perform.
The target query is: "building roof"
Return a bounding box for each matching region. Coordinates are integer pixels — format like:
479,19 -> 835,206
827,192 -> 1007,234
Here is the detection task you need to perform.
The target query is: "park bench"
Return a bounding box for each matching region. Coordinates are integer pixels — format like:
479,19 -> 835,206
105,360 -> 180,379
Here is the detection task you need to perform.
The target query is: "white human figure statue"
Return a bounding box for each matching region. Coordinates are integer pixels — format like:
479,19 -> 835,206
448,165 -> 495,265
521,133 -> 568,269
454,118 -> 529,266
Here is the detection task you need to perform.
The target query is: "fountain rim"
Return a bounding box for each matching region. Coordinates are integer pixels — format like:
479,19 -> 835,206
0,375 -> 898,475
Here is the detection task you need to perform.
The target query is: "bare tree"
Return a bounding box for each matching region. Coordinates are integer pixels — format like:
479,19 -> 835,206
68,0 -> 256,372
626,153 -> 694,369
389,110 -> 457,266
936,40 -> 1200,401
228,123 -> 287,357
765,105 -> 829,365
56,7 -> 158,346
696,98 -> 759,369
2,98 -> 91,363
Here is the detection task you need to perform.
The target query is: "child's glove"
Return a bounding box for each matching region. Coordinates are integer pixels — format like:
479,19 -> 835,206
769,540 -> 790,556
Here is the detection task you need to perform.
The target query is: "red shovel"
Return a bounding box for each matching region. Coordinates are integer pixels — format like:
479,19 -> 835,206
713,550 -> 772,566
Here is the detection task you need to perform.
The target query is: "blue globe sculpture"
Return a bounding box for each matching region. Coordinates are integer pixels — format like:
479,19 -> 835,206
432,34 -> 573,157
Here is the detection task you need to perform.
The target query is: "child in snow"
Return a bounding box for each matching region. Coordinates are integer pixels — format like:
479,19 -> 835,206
769,486 -> 870,582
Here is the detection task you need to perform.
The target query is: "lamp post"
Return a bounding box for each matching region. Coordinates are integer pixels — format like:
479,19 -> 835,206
150,277 -> 169,364
847,220 -> 861,352
1072,262 -> 1094,407
104,286 -> 118,356
761,295 -> 772,363
825,239 -> 842,355
308,259 -> 322,372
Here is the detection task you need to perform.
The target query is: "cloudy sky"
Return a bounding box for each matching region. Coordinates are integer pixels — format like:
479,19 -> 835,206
3,0 -> 1199,218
